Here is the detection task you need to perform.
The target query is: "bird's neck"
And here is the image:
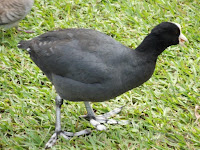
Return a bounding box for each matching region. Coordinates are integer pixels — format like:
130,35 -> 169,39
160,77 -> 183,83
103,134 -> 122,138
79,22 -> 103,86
135,34 -> 169,57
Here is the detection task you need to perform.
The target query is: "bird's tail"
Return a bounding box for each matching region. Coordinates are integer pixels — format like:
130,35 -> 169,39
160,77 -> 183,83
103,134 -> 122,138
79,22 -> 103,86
18,40 -> 31,52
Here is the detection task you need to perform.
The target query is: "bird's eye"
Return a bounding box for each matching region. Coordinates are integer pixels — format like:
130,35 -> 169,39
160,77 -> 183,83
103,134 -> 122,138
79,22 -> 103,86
175,29 -> 180,35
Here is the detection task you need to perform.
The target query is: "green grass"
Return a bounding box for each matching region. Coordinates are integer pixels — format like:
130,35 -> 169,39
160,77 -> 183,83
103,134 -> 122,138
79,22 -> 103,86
0,0 -> 200,149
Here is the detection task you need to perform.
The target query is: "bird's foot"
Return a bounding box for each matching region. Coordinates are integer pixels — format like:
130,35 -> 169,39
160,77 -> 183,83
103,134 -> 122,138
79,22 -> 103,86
81,106 -> 130,131
45,129 -> 91,149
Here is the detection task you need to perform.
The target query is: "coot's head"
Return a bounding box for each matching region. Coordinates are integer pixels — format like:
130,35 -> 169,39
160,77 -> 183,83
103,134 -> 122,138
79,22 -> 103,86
151,22 -> 188,46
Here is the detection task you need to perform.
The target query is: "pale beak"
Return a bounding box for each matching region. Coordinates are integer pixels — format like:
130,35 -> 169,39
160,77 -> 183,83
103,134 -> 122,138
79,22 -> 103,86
179,33 -> 188,46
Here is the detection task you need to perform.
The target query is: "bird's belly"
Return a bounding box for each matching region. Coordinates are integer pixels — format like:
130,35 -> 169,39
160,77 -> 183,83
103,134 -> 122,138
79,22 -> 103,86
51,63 -> 155,102
52,74 -> 118,102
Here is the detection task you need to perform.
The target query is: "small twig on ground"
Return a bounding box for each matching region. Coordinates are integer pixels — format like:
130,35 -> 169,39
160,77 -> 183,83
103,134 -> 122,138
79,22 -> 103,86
195,105 -> 200,125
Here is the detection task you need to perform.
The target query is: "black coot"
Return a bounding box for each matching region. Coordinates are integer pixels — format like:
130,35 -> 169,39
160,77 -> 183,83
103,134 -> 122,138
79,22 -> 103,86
18,22 -> 188,148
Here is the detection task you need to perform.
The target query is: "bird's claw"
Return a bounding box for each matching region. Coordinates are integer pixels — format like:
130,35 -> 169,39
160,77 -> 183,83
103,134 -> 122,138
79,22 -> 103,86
84,106 -> 130,131
45,129 -> 91,149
